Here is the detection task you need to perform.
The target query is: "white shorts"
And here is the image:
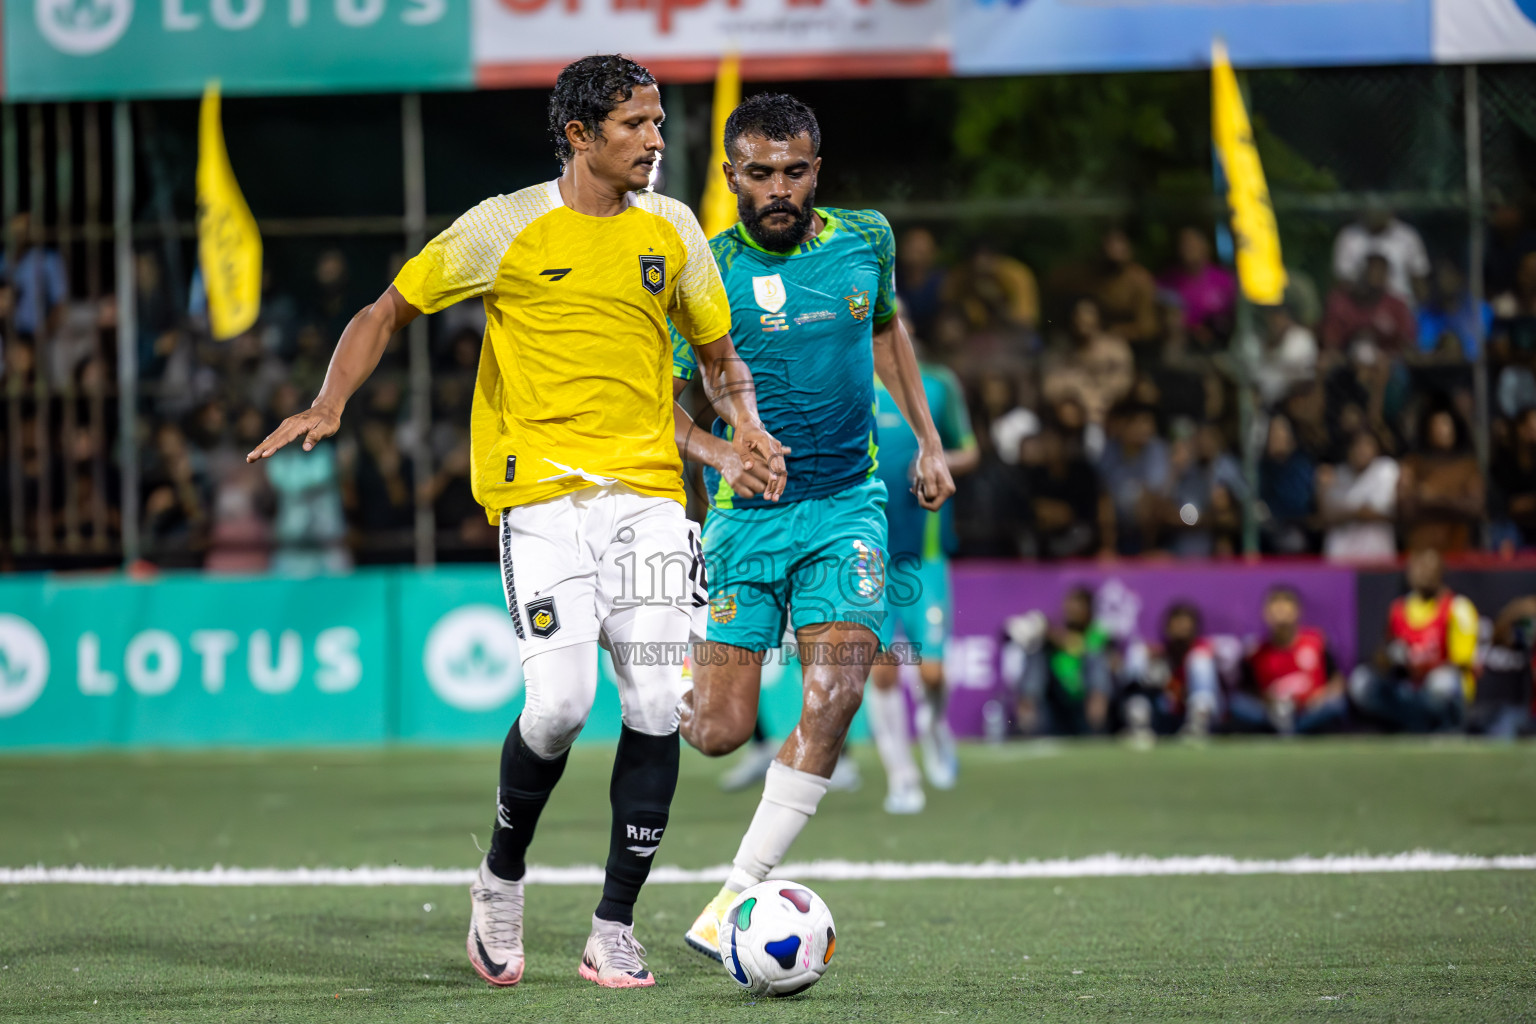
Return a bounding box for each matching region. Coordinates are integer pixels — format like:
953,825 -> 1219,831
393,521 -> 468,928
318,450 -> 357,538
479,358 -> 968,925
498,484 -> 707,663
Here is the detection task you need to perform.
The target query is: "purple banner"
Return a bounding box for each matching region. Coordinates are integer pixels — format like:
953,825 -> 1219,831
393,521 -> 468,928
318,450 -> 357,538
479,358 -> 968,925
936,562 -> 1359,738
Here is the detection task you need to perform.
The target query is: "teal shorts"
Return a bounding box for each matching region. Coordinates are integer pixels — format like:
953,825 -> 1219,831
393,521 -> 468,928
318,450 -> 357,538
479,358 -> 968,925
885,554 -> 952,663
701,478 -> 893,651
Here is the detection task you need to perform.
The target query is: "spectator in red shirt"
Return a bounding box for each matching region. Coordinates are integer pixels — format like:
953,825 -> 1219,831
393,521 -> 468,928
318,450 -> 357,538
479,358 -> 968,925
1230,587 -> 1349,734
1321,254 -> 1417,354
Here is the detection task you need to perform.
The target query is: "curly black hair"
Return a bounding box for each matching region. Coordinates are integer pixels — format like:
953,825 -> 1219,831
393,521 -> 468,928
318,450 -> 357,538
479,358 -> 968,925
548,55 -> 657,165
722,92 -> 821,162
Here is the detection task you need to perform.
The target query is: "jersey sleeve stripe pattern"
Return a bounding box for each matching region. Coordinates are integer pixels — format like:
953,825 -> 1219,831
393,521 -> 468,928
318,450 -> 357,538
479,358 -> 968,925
633,191 -> 732,349
393,187 -> 554,314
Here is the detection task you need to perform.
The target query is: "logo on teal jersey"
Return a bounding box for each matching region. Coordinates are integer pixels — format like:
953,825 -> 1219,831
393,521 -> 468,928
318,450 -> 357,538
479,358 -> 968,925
849,541 -> 886,600
752,274 -> 787,313
760,312 -> 789,333
794,310 -> 836,325
845,290 -> 870,322
710,593 -> 739,624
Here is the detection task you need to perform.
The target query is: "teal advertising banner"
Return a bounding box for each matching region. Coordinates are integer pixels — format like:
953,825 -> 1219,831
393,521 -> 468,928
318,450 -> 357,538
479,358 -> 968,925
7,0 -> 471,99
0,567 -> 853,751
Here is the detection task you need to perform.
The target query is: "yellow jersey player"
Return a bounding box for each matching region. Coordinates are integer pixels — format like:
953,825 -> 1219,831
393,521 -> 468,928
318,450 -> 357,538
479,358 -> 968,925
247,55 -> 784,990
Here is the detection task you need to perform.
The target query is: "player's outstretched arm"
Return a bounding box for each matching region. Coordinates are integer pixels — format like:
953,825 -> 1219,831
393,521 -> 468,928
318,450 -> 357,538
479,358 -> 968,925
246,285 -> 420,463
692,334 -> 789,501
873,314 -> 955,511
671,379 -> 776,498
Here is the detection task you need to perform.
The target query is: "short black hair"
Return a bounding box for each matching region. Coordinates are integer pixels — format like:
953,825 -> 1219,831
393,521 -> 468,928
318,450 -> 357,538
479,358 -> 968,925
548,55 -> 656,165
723,93 -> 821,162
1164,601 -> 1203,631
1266,585 -> 1300,606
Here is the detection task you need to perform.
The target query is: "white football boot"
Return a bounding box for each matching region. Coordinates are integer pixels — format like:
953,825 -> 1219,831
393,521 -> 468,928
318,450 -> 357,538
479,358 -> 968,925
883,781 -> 926,815
579,915 -> 656,988
466,856 -> 525,987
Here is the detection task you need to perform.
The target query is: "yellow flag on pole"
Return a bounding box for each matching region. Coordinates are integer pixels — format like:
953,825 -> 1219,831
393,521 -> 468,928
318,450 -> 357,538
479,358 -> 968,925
700,53 -> 740,239
197,81 -> 262,340
1211,40 -> 1286,306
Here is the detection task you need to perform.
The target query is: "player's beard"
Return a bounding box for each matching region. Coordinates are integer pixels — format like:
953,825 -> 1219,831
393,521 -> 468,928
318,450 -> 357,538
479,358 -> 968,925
739,190 -> 817,253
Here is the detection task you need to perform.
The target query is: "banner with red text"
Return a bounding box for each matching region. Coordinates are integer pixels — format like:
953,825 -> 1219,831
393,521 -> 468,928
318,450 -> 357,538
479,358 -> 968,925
471,0 -> 949,87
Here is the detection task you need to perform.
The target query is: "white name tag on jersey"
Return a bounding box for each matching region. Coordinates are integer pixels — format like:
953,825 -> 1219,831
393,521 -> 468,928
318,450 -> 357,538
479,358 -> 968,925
752,274 -> 787,314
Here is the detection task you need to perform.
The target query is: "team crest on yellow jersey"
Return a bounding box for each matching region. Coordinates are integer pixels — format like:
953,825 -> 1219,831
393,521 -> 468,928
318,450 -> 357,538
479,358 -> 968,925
845,289 -> 870,321
640,254 -> 666,295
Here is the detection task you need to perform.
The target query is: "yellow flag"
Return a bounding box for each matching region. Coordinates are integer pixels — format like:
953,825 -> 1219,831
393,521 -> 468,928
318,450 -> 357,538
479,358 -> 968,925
1212,40 -> 1286,306
197,81 -> 262,340
700,53 -> 740,239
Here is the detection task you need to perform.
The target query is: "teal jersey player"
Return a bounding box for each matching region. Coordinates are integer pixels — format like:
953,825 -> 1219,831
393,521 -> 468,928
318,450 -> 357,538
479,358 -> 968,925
875,364 -> 976,662
673,208 -> 898,649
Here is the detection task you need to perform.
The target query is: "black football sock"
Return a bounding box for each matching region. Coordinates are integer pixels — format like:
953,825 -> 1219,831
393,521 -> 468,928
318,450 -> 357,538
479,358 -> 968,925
487,718 -> 569,883
594,726 -> 680,925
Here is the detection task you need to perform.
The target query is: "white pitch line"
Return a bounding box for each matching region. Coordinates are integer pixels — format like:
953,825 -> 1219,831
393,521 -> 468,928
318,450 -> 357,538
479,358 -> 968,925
1,852 -> 1533,887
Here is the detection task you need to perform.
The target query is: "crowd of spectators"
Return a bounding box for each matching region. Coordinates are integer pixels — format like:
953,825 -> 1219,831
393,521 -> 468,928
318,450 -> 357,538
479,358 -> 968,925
910,203 -> 1536,562
5,199 -> 1536,570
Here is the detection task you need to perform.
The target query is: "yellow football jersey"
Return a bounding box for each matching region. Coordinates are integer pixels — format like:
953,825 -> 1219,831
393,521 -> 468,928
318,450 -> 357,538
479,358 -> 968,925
393,180 -> 731,517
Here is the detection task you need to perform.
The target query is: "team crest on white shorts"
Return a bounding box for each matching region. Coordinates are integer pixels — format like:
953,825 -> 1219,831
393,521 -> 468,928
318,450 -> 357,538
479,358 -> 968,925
525,597 -> 560,638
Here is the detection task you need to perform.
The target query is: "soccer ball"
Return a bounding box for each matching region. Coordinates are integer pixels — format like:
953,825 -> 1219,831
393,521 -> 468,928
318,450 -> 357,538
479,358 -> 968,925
719,879 -> 836,997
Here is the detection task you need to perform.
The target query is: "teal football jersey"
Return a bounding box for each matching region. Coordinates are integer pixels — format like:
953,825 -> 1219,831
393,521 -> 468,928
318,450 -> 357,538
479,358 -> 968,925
672,208 -> 897,507
875,363 -> 975,560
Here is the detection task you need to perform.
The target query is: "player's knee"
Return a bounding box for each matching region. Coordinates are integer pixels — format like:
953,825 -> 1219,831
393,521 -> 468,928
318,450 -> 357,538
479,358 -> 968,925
918,660 -> 944,692
689,713 -> 755,757
520,699 -> 589,758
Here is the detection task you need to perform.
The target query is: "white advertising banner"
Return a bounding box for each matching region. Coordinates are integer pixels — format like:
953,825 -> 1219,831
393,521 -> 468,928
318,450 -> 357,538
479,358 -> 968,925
471,0 -> 950,86
1435,0 -> 1536,61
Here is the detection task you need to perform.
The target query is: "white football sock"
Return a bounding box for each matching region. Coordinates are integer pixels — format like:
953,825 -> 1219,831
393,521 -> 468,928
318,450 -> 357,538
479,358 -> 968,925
725,761 -> 829,893
866,685 -> 921,793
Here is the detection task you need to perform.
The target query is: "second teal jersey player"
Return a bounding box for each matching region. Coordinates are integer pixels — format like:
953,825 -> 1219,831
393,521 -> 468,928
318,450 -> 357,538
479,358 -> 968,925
673,206 -> 900,645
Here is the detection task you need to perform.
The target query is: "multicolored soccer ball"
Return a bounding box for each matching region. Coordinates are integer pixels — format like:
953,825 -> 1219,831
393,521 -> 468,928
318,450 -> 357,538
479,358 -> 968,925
719,879 -> 836,997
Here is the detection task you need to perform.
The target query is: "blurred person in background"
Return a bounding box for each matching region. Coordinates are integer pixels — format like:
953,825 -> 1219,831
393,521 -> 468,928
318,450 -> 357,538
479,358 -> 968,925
942,240 -> 1039,365
1398,407 -> 1483,554
1468,596 -> 1536,739
867,323 -> 979,814
1096,402 -> 1170,555
1484,201 -> 1536,306
1041,297 -> 1134,432
0,211 -> 67,345
1417,258 -> 1489,362
1249,301 -> 1318,407
1027,424 -> 1106,560
1118,601 -> 1220,740
1258,412 -> 1316,555
1007,586 -> 1112,737
1148,298 -> 1214,423
1163,420 -> 1245,558
307,248 -> 355,343
1324,338 -> 1407,459
1489,250 -> 1536,356
141,420 -> 210,563
204,403 -> 273,573
1231,587 -> 1349,735
1092,227 -> 1159,349
1317,428 -> 1399,562
1321,254 -> 1417,354
261,382 -> 350,576
1350,548 -> 1476,732
896,226 -> 947,342
1332,202 -> 1429,308
1158,225 -> 1235,350
1490,407 -> 1536,552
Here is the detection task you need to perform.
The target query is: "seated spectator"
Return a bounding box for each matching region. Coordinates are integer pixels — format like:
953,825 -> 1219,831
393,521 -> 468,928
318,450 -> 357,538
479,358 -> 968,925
1332,202 -> 1429,308
1040,298 -> 1134,429
1417,258 -> 1490,361
1092,228 -> 1159,348
1096,402 -> 1171,555
1485,202 -> 1536,312
1349,548 -> 1477,732
1317,429 -> 1399,562
1158,225 -> 1235,349
1230,587 -> 1349,734
1117,602 -> 1220,739
1249,302 -> 1319,407
1490,250 -> 1536,356
1008,587 -> 1113,736
1258,413 -> 1315,554
1468,596 -> 1536,739
943,241 -> 1038,338
1324,338 -> 1408,456
897,226 -> 947,342
1399,407 -> 1483,554
1148,300 -> 1212,422
1164,421 -> 1246,558
1321,254 -> 1417,354
1027,427 -> 1105,560
141,420 -> 211,562
1491,407 -> 1536,551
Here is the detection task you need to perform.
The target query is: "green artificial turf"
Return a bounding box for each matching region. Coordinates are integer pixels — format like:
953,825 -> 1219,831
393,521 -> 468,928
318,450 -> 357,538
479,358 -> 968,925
2,740 -> 1534,1021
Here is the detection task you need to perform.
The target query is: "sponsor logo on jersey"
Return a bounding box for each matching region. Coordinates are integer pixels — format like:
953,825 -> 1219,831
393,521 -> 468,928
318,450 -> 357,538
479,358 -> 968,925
525,597 -> 561,639
539,268 -> 572,281
845,289 -> 871,321
752,274 -> 787,313
710,593 -> 738,624
794,310 -> 836,325
760,311 -> 789,333
639,254 -> 666,295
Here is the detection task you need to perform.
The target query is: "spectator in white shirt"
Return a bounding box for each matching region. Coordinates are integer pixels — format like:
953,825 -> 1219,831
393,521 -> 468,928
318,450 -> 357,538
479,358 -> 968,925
1332,203 -> 1430,309
1317,428 -> 1399,562
1251,303 -> 1319,406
